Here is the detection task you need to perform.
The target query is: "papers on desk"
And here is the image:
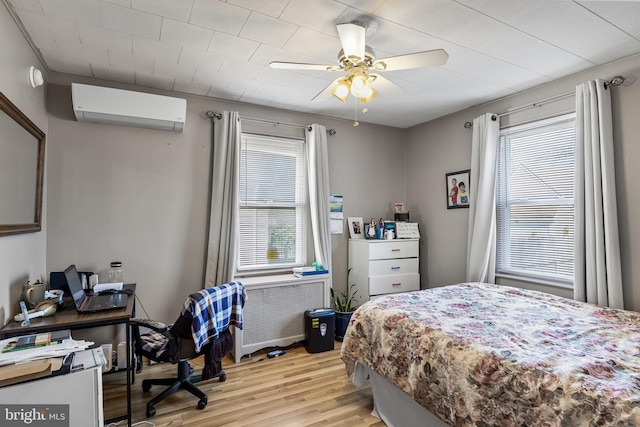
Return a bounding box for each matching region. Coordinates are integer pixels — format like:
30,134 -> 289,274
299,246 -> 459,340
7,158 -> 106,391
0,358 -> 60,387
0,348 -> 105,387
93,282 -> 124,293
0,332 -> 94,366
71,348 -> 107,372
2,329 -> 71,353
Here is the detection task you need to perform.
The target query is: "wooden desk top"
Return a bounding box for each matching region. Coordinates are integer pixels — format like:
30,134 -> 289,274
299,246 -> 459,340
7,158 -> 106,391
0,284 -> 136,339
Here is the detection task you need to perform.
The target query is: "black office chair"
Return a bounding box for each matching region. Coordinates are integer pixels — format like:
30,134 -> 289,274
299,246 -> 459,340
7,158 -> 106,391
131,282 -> 245,417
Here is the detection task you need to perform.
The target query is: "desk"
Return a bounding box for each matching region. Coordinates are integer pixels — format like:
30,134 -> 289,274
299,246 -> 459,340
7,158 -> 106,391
0,284 -> 136,426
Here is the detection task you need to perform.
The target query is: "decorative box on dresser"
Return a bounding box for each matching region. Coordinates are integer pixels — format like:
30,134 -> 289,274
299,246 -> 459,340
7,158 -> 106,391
348,238 -> 420,302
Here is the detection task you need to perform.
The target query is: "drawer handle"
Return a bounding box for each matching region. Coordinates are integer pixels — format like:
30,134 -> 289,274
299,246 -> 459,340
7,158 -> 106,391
391,266 -> 401,270
391,249 -> 401,252
392,283 -> 402,286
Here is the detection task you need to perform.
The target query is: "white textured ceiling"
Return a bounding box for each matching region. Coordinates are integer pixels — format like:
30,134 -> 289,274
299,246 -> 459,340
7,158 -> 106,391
6,0 -> 640,128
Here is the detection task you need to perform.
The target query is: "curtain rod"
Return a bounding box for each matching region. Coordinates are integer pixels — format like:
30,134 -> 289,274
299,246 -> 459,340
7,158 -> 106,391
205,111 -> 337,135
463,75 -> 628,129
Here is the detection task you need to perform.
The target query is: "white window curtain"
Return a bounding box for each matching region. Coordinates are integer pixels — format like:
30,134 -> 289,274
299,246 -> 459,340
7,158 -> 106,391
466,113 -> 500,283
305,124 -> 332,275
574,80 -> 623,308
204,111 -> 241,288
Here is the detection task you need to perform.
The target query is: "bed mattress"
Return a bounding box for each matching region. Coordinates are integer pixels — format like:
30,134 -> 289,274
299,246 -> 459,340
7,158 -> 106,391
341,282 -> 640,426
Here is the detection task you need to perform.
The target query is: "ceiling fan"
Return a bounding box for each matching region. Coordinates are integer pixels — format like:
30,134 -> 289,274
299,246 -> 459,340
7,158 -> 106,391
269,21 -> 449,106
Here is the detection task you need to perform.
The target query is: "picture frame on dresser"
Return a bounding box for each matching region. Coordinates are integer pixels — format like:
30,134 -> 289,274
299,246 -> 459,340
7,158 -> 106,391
396,222 -> 420,239
348,217 -> 364,239
364,224 -> 378,240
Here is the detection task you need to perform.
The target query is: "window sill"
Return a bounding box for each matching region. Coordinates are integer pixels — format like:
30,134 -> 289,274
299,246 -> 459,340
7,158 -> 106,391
234,272 -> 331,288
235,266 -> 305,279
495,272 -> 573,291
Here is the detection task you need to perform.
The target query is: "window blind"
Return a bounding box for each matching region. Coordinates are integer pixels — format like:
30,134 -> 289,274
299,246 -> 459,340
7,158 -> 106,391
238,134 -> 306,272
497,114 -> 576,284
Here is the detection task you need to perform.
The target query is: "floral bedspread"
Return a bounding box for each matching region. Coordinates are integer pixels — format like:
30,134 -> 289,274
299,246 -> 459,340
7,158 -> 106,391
341,283 -> 640,427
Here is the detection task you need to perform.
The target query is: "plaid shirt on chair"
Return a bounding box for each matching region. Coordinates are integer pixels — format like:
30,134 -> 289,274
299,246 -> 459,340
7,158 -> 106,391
182,282 -> 246,353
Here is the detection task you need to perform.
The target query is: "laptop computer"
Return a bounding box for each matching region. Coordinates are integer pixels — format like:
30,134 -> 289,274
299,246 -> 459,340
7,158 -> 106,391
64,264 -> 128,313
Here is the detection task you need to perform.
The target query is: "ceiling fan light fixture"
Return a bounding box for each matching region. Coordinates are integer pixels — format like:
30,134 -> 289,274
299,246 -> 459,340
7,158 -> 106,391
360,88 -> 377,104
269,21 -> 449,112
350,73 -> 371,98
331,79 -> 350,103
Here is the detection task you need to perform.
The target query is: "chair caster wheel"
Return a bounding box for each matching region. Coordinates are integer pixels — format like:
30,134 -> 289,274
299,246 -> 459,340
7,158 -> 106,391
142,382 -> 152,392
197,397 -> 207,410
219,372 -> 226,382
146,406 -> 156,417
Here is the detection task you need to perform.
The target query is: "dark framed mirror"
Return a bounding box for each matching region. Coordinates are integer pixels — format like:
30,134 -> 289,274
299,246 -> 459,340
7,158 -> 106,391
0,91 -> 45,237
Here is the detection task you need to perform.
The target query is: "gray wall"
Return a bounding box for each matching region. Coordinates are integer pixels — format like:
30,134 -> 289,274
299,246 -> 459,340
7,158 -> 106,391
45,74 -> 407,323
0,4 -> 48,326
406,53 -> 640,310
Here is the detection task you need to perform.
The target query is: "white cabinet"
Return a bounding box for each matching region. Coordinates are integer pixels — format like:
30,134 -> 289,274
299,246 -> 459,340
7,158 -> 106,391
0,366 -> 103,427
349,238 -> 420,302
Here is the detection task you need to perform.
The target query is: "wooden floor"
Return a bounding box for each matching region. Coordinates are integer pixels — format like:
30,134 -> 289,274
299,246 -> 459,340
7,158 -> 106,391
103,341 -> 385,427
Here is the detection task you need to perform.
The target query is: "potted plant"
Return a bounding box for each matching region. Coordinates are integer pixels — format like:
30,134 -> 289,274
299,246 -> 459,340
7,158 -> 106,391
331,269 -> 359,340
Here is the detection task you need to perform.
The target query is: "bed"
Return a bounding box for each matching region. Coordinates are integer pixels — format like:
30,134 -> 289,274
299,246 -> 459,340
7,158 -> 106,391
340,282 -> 640,427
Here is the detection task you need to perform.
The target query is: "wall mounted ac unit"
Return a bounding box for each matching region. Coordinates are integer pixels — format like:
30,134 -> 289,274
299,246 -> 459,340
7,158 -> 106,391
72,83 -> 186,132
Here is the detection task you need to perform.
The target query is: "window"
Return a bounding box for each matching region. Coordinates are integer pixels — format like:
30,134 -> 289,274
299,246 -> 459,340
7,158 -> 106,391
496,114 -> 576,285
238,133 -> 306,272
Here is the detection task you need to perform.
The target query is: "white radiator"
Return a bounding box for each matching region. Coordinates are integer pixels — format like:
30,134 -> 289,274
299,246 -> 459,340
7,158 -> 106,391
232,274 -> 331,363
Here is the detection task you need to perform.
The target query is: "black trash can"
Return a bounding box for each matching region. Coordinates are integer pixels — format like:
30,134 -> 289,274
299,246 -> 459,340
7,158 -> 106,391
304,308 -> 335,353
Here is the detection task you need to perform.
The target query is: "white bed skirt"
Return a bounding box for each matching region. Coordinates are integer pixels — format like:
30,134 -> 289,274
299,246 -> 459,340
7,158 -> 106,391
353,363 -> 449,427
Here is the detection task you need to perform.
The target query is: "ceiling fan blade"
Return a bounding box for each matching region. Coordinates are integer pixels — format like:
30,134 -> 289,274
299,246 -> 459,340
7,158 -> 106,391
337,22 -> 366,60
373,49 -> 449,72
369,74 -> 405,97
269,61 -> 336,71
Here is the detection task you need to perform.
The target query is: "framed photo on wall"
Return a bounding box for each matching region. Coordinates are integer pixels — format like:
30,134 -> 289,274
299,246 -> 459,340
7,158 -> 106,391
348,217 -> 364,239
446,169 -> 470,209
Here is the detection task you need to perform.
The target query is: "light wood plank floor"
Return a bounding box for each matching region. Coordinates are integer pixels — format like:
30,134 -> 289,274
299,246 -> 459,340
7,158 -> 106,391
103,342 -> 385,427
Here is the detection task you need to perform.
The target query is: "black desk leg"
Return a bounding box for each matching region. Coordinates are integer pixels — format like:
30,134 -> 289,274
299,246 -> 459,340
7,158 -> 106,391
126,319 -> 132,425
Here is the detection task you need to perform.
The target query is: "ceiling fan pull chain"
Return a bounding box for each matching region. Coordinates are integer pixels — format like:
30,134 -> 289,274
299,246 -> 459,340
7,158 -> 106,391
353,98 -> 359,127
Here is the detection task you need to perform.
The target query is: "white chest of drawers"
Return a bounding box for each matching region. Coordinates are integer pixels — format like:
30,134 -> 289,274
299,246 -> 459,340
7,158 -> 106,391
348,238 -> 420,302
